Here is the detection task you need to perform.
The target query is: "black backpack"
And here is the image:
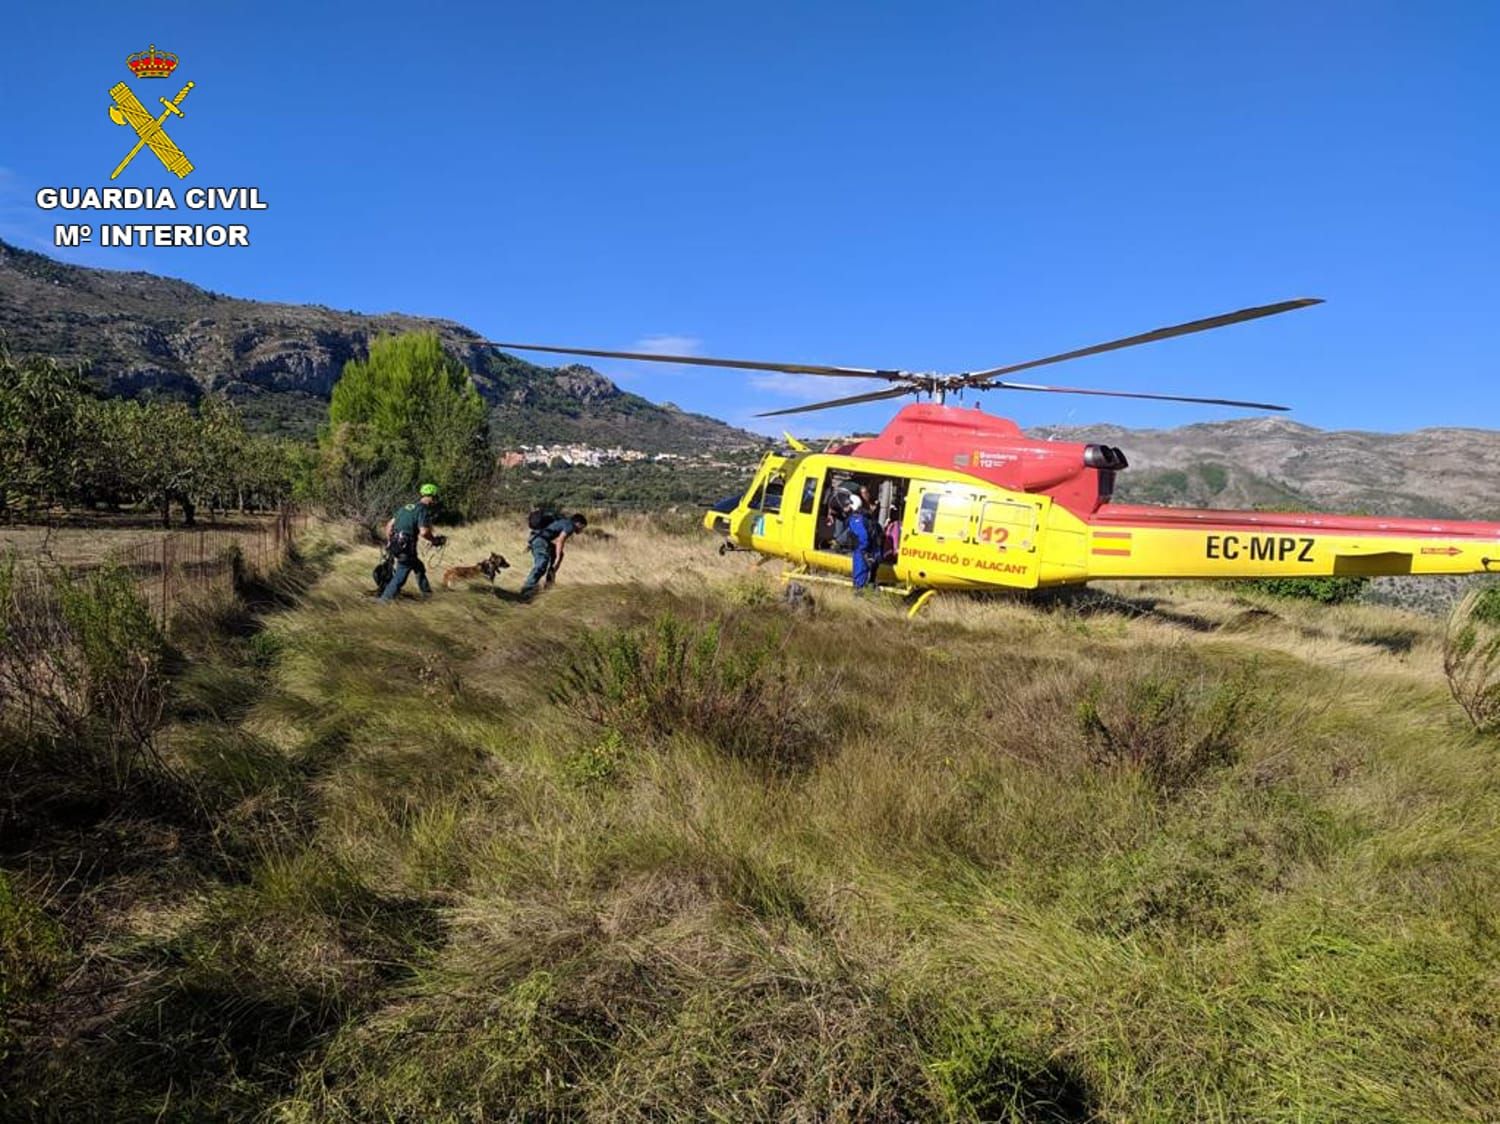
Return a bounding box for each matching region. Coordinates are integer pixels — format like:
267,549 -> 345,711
528,508 -> 559,532
386,528 -> 416,561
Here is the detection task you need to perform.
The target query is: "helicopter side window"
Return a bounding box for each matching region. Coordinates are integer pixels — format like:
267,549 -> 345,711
913,490 -> 975,541
915,493 -> 940,535
799,476 -> 819,516
978,499 -> 1038,549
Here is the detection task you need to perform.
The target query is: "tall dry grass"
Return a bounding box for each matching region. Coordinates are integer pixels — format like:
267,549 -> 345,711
4,512 -> 1499,1121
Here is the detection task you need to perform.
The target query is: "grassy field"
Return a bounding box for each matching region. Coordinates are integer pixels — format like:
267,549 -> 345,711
2,514 -> 1498,1121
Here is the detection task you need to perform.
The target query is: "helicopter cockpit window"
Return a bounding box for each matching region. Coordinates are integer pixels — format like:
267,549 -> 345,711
749,475 -> 785,514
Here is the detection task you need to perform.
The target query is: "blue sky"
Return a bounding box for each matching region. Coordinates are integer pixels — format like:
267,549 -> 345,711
4,1 -> 1496,438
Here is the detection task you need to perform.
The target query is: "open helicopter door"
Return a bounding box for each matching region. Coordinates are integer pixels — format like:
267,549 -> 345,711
877,479 -> 898,525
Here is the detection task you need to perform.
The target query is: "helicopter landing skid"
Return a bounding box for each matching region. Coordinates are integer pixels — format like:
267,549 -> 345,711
904,589 -> 938,619
776,567 -> 936,618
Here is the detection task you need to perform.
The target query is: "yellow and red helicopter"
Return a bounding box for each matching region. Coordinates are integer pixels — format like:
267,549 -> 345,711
490,300 -> 1499,614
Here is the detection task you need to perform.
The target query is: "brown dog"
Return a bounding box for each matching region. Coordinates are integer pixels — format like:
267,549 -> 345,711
441,552 -> 510,589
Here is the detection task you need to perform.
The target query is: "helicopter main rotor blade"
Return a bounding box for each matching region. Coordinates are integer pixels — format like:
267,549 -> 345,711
756,385 -> 916,418
962,298 -> 1322,382
485,341 -> 902,380
983,380 -> 1288,411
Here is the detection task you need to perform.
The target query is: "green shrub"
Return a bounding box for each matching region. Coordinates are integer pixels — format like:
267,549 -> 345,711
557,612 -> 826,771
1244,576 -> 1368,604
646,507 -> 711,537
0,555 -> 13,714
1076,672 -> 1256,795
0,872 -> 68,1063
564,729 -> 630,787
0,562 -> 168,789
926,1012 -> 1093,1122
1444,591 -> 1500,734
725,577 -> 777,607
1196,462 -> 1229,493
1470,585 -> 1500,626
53,565 -> 167,786
244,629 -> 285,670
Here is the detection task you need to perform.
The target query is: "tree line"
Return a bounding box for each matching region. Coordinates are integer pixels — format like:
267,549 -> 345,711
0,343 -> 307,526
3,329 -> 738,532
1,332 -> 496,531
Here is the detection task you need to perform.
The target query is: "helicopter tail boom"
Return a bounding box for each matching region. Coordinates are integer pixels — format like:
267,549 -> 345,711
1072,504 -> 1500,583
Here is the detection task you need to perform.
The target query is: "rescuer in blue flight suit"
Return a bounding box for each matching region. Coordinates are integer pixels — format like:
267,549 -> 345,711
848,495 -> 875,591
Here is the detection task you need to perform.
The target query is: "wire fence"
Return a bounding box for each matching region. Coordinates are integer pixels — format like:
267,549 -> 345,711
105,507 -> 307,626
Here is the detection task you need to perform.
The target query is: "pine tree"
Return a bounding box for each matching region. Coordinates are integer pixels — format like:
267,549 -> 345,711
321,333 -> 491,519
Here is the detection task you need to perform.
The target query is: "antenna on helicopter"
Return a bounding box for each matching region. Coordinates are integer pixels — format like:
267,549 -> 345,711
484,298 -> 1320,417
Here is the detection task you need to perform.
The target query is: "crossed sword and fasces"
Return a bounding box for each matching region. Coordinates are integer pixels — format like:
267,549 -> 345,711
108,80 -> 195,179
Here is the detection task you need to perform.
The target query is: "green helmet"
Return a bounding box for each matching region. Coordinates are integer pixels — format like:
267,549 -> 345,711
420,483 -> 439,497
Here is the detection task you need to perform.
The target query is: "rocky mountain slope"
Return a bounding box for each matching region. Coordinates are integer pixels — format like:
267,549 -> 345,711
0,239 -> 764,454
5,239 -> 1493,514
1035,416 -> 1500,519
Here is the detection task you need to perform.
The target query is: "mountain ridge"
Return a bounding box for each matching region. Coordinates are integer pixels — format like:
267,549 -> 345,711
4,239 -> 1495,518
0,238 -> 765,454
1034,417 -> 1500,519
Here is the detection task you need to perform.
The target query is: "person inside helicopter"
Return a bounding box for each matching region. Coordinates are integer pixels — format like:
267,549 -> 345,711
846,494 -> 876,589
814,473 -> 904,563
880,485 -> 905,563
819,478 -> 855,549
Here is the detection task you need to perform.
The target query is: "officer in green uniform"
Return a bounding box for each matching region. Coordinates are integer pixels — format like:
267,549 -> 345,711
520,513 -> 587,598
379,483 -> 445,601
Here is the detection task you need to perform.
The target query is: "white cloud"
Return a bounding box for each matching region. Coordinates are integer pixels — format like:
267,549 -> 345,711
730,410 -> 793,439
603,334 -> 706,381
0,167 -> 48,250
632,334 -> 702,357
739,374 -> 902,440
749,372 -> 885,400
0,165 -> 153,268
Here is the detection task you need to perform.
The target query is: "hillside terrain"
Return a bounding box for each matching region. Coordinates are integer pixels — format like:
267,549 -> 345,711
3,520 -> 1499,1120
0,239 -> 763,454
1038,416 -> 1500,519
5,239 -> 1497,517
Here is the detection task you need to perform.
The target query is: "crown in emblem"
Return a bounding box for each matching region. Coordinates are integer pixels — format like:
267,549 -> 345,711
126,44 -> 178,79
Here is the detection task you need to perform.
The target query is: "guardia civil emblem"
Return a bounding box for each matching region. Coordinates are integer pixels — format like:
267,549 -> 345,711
107,45 -> 195,180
